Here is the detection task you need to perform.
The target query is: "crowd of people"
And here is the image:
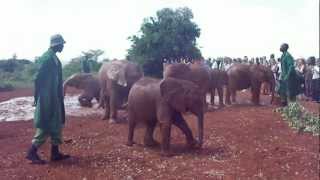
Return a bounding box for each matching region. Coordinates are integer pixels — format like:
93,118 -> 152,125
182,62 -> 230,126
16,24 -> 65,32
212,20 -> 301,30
207,52 -> 320,103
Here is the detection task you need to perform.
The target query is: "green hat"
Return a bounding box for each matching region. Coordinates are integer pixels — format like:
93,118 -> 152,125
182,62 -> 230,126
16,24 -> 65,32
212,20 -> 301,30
50,34 -> 66,47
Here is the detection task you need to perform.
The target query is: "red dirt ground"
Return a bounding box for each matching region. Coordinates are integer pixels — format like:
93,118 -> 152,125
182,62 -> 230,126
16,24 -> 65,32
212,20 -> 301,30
0,88 -> 319,180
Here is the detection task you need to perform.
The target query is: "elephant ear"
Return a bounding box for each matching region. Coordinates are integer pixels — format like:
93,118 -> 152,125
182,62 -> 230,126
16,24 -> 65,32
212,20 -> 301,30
160,78 -> 187,113
107,61 -> 127,87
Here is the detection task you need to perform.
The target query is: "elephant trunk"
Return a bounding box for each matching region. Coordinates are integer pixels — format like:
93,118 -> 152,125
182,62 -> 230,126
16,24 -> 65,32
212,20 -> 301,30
197,113 -> 204,146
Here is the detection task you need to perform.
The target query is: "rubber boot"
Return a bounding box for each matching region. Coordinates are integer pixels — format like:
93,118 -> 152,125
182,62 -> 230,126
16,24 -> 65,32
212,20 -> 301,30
50,145 -> 70,161
26,144 -> 46,164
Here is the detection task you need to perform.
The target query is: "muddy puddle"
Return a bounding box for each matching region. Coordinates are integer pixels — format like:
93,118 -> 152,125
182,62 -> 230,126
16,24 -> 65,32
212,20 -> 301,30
0,95 -> 103,122
0,91 -> 270,122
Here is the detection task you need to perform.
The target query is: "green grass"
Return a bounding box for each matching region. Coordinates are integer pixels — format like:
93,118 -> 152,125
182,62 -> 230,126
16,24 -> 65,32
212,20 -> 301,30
276,102 -> 320,135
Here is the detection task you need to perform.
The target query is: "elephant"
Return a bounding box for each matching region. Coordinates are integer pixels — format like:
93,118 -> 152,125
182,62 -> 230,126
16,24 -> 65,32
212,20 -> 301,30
127,77 -> 204,156
98,60 -> 143,123
63,73 -> 100,107
225,64 -> 275,105
209,69 -> 228,107
163,60 -> 211,111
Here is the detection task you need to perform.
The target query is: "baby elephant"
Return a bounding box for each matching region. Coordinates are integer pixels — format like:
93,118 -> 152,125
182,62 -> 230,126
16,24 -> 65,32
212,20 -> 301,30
127,77 -> 205,156
63,73 -> 100,107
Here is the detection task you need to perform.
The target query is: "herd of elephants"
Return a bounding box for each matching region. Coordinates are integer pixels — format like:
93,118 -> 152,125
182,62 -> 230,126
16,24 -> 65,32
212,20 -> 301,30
63,59 -> 275,156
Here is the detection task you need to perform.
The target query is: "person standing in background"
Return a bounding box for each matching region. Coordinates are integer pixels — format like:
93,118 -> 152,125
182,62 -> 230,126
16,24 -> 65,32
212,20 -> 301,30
26,34 -> 70,164
277,43 -> 302,106
308,57 -> 320,102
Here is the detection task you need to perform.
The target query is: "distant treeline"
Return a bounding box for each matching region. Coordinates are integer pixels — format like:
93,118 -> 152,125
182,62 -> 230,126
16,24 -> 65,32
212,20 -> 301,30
0,59 -> 32,72
0,57 -> 103,91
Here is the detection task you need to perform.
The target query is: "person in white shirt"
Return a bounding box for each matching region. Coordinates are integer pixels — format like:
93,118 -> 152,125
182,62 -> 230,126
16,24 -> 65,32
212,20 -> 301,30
308,57 -> 320,102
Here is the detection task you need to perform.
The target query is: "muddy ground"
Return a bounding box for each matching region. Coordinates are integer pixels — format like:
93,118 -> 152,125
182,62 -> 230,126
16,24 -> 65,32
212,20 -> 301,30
0,88 -> 319,180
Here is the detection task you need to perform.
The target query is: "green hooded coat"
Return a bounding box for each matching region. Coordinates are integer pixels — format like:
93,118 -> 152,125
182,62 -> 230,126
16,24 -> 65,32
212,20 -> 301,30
278,51 -> 302,98
33,49 -> 65,131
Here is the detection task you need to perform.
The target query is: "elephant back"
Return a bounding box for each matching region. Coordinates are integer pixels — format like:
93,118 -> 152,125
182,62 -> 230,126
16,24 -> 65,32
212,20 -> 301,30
189,63 -> 211,92
163,63 -> 190,80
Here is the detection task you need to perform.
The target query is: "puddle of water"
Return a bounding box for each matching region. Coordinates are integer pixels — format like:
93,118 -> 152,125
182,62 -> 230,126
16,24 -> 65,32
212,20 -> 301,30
0,95 -> 103,122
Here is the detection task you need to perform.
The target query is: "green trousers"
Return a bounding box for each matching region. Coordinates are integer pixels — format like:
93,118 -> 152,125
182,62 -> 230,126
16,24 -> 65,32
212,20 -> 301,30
32,128 -> 62,147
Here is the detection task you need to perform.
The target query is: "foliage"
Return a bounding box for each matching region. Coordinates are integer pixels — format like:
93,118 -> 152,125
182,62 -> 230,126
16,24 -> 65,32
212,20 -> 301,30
276,102 -> 320,135
0,49 -> 106,90
0,81 -> 14,92
62,49 -> 105,79
62,57 -> 103,80
81,49 -> 105,62
0,59 -> 32,72
0,59 -> 37,90
127,7 -> 202,77
62,58 -> 82,79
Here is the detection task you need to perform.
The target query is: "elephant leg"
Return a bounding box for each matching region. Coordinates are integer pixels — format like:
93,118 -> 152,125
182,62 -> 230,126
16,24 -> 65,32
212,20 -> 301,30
109,90 -> 118,123
217,87 -> 224,107
172,112 -> 197,148
95,94 -> 100,102
126,114 -> 136,146
225,86 -> 231,105
202,95 -> 208,112
144,120 -> 159,147
159,122 -> 172,156
231,90 -> 236,103
251,83 -> 261,105
102,96 -> 110,120
210,88 -> 215,105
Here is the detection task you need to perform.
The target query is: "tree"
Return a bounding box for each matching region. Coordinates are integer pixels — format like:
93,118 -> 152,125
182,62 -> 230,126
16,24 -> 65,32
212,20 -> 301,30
80,49 -> 105,73
62,49 -> 105,79
81,49 -> 104,62
127,7 -> 202,77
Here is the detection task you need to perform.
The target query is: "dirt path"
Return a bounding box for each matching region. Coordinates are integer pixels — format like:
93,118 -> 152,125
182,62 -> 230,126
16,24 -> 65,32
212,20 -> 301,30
0,89 -> 319,180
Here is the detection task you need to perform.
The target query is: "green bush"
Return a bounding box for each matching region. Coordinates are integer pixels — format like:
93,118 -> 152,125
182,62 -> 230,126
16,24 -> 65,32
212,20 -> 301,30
0,55 -> 104,89
276,102 -> 320,135
0,82 -> 14,92
0,61 -> 37,89
62,59 -> 82,80
62,59 -> 102,80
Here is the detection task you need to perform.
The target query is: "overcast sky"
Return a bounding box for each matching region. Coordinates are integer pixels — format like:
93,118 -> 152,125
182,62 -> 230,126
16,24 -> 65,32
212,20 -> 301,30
0,0 -> 318,63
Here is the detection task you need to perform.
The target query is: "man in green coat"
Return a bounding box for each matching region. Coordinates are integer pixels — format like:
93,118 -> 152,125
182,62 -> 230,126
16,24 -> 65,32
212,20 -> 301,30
277,43 -> 302,106
26,34 -> 70,164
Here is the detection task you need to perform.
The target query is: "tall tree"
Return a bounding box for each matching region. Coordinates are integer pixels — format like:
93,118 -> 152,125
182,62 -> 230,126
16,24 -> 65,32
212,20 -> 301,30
127,7 -> 202,77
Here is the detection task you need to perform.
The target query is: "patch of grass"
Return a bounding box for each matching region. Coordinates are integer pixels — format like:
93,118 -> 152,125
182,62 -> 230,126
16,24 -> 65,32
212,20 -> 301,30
276,102 -> 320,135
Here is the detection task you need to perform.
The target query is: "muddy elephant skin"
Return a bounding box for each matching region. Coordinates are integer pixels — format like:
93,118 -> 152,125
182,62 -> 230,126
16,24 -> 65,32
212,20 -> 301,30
163,61 -> 211,111
127,77 -> 204,156
98,60 -> 143,123
225,64 -> 275,105
63,73 -> 100,107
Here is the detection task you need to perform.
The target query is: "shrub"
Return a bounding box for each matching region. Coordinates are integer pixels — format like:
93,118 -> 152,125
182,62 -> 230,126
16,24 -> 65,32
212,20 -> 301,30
276,102 -> 320,135
0,82 -> 14,92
